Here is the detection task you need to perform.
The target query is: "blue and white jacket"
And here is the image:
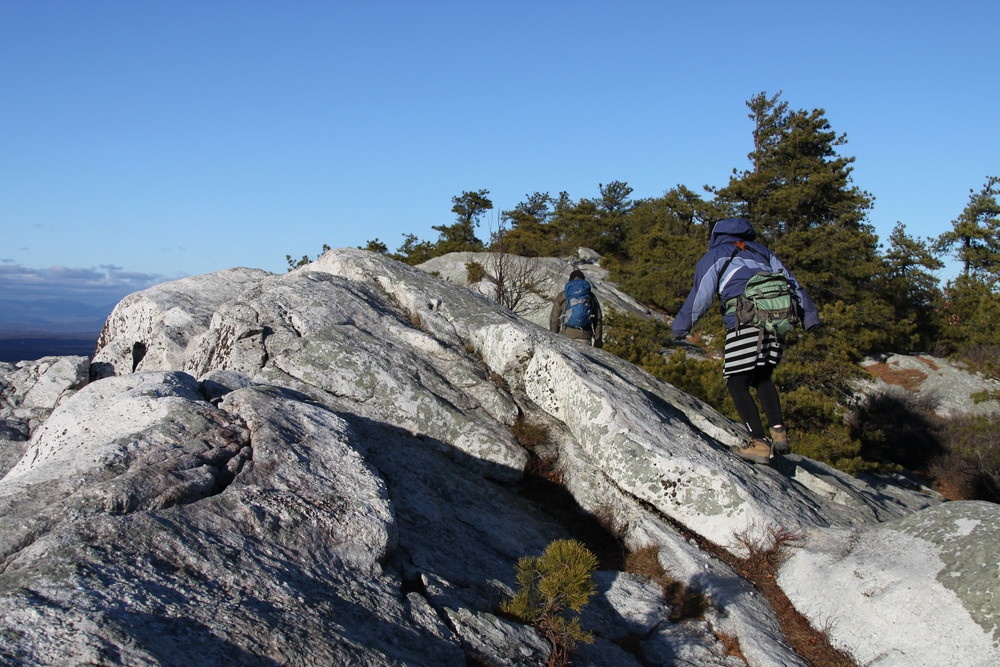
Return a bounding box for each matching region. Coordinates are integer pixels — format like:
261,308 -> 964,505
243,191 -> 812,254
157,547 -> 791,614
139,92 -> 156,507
671,218 -> 820,338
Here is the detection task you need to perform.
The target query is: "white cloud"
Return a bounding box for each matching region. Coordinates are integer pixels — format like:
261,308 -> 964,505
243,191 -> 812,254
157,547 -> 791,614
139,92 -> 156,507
0,264 -> 173,306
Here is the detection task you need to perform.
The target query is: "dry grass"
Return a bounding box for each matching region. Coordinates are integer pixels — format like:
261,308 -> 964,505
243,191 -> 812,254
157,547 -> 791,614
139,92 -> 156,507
864,362 -> 927,392
624,545 -> 709,622
489,370 -> 509,391
730,524 -> 802,584
512,415 -> 549,450
592,504 -> 627,542
726,525 -> 856,667
512,416 -> 566,485
710,627 -> 748,664
621,524 -> 856,666
623,544 -> 663,580
522,455 -> 561,485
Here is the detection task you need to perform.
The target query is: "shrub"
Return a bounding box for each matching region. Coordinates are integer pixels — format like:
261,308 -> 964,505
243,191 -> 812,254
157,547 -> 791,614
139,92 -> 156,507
501,539 -> 598,667
512,415 -> 549,450
847,388 -> 944,470
971,389 -> 1000,404
730,524 -> 803,585
929,414 -> 1000,501
955,343 -> 1000,379
466,261 -> 485,283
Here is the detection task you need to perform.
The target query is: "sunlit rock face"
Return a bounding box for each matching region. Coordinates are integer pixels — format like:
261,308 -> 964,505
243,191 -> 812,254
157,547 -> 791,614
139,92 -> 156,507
2,248 -> 994,667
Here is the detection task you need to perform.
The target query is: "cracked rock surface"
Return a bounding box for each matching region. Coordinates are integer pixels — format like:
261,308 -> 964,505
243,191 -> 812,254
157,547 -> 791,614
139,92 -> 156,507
1,248 -> 996,666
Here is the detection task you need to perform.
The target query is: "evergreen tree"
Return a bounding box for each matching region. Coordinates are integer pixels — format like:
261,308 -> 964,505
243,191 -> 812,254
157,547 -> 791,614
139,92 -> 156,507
500,192 -> 559,256
361,238 -> 389,254
394,233 -> 437,265
935,177 -> 1000,358
710,91 -> 903,354
550,191 -> 602,253
432,189 -> 492,253
879,222 -> 944,351
936,175 -> 1000,279
501,540 -> 597,667
285,244 -> 331,271
939,275 -> 1000,350
594,180 -> 634,256
603,186 -> 719,312
712,91 -> 874,240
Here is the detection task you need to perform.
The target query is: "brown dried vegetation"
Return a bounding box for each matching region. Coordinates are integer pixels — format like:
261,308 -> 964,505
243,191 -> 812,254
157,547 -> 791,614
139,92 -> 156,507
624,545 -> 710,623
727,525 -> 856,667
864,362 -> 927,392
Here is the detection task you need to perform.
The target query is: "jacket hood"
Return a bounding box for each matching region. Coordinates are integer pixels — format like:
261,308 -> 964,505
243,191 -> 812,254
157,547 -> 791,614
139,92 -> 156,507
709,218 -> 756,248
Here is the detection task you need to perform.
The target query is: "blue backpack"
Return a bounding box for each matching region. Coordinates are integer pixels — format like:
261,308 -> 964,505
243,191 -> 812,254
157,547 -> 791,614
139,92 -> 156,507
562,279 -> 593,329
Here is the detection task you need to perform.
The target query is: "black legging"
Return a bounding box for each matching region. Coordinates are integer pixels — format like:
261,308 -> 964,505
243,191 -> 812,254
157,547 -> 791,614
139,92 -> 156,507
726,365 -> 783,439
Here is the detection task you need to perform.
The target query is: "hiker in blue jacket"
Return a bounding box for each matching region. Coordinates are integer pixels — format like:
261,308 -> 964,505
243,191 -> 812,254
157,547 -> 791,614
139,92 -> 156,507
672,218 -> 820,464
550,269 -> 603,347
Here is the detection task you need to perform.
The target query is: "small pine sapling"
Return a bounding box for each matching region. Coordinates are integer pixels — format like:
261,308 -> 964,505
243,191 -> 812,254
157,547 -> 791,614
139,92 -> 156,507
501,539 -> 598,667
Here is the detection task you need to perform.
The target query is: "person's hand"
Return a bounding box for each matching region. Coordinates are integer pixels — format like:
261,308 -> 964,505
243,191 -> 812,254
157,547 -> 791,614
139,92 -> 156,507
673,334 -> 687,343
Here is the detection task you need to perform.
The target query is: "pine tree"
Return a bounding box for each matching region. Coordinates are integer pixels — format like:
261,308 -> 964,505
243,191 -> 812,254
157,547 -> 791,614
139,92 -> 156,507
713,90 -> 874,240
936,175 -> 1000,279
500,191 -> 559,257
880,222 -> 944,351
431,189 -> 492,253
501,539 -> 597,667
935,176 -> 1000,355
603,185 -> 717,312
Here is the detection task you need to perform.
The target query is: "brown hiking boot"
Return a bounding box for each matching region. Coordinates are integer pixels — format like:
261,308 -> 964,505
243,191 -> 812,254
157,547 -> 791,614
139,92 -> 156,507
734,438 -> 772,464
769,425 -> 790,456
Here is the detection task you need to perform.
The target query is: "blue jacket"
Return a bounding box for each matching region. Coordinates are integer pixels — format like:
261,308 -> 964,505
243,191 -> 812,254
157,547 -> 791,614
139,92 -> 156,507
672,218 -> 820,337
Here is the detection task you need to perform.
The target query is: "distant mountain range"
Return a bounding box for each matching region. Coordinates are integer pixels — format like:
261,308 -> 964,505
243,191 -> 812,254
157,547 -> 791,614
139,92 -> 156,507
0,299 -> 112,363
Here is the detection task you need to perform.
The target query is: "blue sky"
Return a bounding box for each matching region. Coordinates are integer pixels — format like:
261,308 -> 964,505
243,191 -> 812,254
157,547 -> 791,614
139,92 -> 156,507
2,1 -> 997,305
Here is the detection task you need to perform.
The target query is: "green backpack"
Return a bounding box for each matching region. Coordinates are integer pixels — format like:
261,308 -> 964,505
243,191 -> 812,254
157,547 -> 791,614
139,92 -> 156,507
720,242 -> 800,339
733,271 -> 799,337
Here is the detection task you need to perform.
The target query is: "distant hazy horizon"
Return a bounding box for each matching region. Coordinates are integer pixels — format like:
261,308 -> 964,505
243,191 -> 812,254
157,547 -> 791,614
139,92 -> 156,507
0,335 -> 99,364
0,297 -> 109,362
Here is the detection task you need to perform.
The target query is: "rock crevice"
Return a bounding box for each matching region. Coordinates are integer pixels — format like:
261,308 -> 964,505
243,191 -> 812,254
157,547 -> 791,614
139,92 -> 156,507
0,249 -> 994,667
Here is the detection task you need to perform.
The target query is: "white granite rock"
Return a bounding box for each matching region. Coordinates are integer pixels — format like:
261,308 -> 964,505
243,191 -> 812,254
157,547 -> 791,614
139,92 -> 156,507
859,353 -> 1000,418
779,500 -> 1000,667
1,248 -> 992,667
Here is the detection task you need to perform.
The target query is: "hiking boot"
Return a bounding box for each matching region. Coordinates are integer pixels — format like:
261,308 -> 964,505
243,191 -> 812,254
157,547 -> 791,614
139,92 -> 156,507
734,438 -> 772,465
769,426 -> 790,456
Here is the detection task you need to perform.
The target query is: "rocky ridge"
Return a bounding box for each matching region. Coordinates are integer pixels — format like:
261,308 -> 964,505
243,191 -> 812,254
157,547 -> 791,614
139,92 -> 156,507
0,248 -> 996,666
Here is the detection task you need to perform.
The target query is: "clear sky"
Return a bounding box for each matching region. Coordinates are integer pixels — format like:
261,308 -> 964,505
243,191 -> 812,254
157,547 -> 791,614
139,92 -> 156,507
2,1 -> 996,305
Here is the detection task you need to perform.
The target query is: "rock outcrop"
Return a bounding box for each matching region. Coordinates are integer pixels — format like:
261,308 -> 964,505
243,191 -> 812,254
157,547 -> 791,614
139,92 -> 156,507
1,248 -> 996,666
859,353 -> 1000,419
416,249 -> 655,330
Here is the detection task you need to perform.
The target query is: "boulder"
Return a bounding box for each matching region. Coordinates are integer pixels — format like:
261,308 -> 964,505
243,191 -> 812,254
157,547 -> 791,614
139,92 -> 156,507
416,250 -> 655,330
779,500 -> 1000,666
859,353 -> 1000,419
0,355 -> 89,476
1,248 -> 992,667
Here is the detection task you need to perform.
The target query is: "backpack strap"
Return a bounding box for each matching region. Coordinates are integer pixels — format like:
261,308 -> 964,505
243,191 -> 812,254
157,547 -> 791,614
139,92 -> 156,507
719,241 -> 766,351
719,241 -> 746,314
720,241 -> 773,311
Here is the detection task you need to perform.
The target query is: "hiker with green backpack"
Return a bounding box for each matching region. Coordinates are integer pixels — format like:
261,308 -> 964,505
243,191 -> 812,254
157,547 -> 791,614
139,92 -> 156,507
672,217 -> 820,464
